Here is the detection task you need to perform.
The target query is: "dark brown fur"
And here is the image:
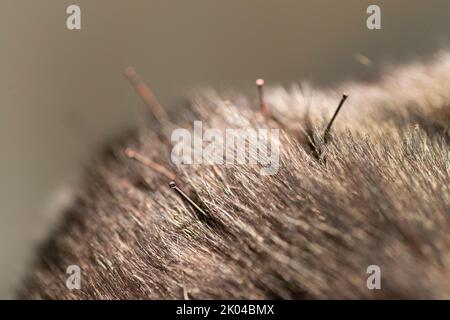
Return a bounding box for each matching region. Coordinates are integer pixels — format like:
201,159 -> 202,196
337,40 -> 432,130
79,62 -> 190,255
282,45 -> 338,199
19,52 -> 450,299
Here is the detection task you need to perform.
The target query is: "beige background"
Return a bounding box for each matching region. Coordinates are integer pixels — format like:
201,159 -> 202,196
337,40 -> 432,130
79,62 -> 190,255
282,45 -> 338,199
1,0 -> 449,298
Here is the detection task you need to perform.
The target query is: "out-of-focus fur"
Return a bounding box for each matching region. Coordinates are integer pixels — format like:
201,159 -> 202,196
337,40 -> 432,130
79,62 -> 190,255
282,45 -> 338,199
20,52 -> 449,299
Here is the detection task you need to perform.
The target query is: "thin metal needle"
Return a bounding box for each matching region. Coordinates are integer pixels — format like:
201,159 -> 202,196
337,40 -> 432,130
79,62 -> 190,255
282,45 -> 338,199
125,148 -> 177,181
256,78 -> 270,123
169,181 -> 207,216
323,93 -> 349,143
123,66 -> 169,126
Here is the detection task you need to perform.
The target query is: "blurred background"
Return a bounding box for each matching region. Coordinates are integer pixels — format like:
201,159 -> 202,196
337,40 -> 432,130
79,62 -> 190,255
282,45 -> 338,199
1,0 -> 450,298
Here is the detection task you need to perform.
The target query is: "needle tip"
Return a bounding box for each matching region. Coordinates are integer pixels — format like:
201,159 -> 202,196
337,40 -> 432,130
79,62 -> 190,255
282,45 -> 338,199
124,148 -> 136,158
123,66 -> 136,77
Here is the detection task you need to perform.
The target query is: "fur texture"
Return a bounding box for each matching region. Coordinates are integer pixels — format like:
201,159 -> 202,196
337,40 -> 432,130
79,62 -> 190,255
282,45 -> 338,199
20,52 -> 450,299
